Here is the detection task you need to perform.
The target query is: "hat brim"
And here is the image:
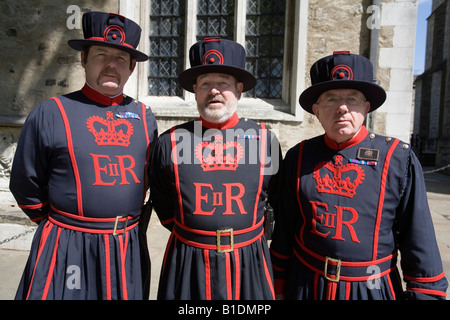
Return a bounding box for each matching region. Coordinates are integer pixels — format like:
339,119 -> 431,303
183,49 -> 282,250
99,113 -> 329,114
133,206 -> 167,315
178,65 -> 257,93
68,39 -> 148,62
299,80 -> 386,114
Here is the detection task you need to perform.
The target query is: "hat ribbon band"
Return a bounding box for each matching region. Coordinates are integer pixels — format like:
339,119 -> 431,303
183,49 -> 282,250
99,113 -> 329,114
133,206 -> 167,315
87,37 -> 134,49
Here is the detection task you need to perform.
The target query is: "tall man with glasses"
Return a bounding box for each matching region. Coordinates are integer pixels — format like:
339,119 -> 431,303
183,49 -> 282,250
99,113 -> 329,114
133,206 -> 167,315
270,51 -> 448,300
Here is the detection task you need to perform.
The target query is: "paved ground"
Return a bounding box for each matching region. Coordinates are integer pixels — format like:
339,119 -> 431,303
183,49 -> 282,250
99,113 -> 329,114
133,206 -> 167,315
0,169 -> 449,300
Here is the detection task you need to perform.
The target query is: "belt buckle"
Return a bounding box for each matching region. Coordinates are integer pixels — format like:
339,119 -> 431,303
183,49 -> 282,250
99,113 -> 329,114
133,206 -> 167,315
324,256 -> 341,282
113,216 -> 129,236
216,228 -> 234,253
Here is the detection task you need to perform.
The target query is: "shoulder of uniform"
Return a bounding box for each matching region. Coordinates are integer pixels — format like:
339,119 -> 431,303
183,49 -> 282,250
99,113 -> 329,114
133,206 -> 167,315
368,132 -> 410,150
240,117 -> 260,127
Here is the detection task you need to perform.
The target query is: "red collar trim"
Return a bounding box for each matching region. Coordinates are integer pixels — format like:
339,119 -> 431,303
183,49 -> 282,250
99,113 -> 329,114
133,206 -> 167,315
199,112 -> 240,129
324,125 -> 369,150
81,83 -> 124,106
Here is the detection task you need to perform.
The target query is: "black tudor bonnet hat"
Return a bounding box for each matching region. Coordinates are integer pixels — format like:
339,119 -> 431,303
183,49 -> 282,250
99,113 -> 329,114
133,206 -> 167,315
299,51 -> 386,114
68,11 -> 148,62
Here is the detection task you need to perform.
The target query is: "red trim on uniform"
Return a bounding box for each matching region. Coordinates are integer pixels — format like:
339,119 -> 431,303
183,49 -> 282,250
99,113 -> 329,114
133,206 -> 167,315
225,252 -> 232,299
372,138 -> 399,260
174,215 -> 264,236
324,125 -> 369,151
387,273 -> 396,300
81,83 -> 124,106
253,123 -> 267,225
26,220 -> 53,300
314,272 -> 319,300
204,37 -> 221,42
42,227 -> 62,300
292,246 -> 396,282
204,249 -> 212,300
272,264 -> 286,273
52,97 -> 84,216
234,248 -> 241,300
18,201 -> 49,210
86,37 -> 135,49
274,279 -> 286,295
104,234 -> 112,300
31,216 -> 46,223
345,282 -> 351,300
162,233 -> 175,273
141,102 -> 151,202
403,271 -> 446,283
261,238 -> 276,299
296,234 -> 396,268
326,281 -> 337,300
407,287 -> 447,298
270,248 -> 290,260
118,233 -> 128,300
170,127 -> 184,225
48,215 -> 138,234
50,204 -> 140,223
160,217 -> 174,226
296,141 -> 306,243
174,228 -> 264,251
199,112 -> 239,130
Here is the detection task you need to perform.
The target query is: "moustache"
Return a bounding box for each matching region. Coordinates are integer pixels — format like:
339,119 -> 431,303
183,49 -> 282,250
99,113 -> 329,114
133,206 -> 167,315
99,69 -> 120,79
206,94 -> 225,104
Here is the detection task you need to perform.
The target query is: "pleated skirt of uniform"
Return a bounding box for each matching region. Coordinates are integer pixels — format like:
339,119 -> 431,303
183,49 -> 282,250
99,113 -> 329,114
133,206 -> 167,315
157,233 -> 275,300
15,218 -> 149,300
285,258 -> 406,300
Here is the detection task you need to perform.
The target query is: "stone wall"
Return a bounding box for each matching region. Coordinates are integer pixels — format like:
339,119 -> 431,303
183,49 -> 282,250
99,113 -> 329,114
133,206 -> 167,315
0,1 -> 119,204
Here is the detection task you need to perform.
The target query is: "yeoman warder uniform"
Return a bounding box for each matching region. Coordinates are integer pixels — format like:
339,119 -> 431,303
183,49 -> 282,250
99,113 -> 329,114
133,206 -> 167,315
150,38 -> 280,300
270,51 -> 448,300
10,12 -> 157,300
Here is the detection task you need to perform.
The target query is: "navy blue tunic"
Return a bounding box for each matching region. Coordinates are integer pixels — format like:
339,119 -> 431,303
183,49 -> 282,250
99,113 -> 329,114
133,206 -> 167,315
150,113 -> 280,299
270,126 -> 448,300
10,84 -> 157,299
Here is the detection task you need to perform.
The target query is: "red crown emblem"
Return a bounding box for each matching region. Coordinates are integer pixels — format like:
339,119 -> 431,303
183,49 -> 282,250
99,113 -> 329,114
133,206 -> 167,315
194,134 -> 244,171
86,111 -> 133,147
313,155 -> 364,198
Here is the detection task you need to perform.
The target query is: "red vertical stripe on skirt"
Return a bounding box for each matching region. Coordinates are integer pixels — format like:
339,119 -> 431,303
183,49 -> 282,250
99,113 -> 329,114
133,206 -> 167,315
225,252 -> 232,299
26,220 -> 54,300
234,248 -> 240,300
326,281 -> 337,300
118,233 -> 129,300
387,273 -> 396,300
104,234 -> 112,300
261,239 -> 275,299
41,227 -> 62,300
345,282 -> 351,300
204,249 -> 211,300
313,272 -> 319,300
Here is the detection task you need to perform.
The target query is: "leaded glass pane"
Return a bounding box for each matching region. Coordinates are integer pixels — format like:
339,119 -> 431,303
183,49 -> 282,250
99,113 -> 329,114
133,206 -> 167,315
149,0 -> 185,96
245,0 -> 285,99
196,0 -> 234,39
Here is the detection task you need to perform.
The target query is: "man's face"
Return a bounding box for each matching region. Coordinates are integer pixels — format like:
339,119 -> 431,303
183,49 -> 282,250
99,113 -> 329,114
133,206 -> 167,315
193,73 -> 243,123
81,45 -> 136,97
312,89 -> 370,144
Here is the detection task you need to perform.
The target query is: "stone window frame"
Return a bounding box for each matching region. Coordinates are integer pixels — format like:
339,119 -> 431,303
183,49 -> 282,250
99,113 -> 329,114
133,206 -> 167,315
121,0 -> 309,122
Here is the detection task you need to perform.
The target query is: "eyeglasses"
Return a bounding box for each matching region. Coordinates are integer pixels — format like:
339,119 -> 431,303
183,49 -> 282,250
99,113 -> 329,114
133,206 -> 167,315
317,96 -> 367,108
